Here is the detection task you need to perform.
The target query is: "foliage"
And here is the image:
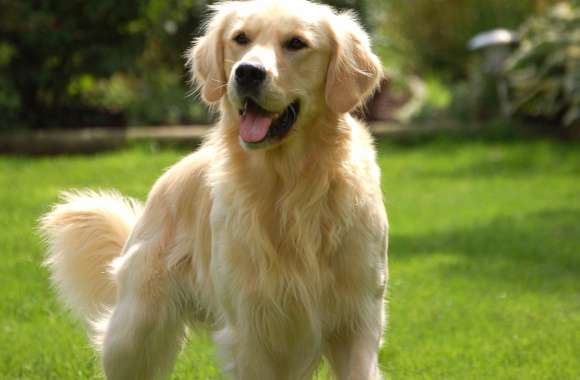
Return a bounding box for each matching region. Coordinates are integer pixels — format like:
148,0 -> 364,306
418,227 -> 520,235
0,0 -> 219,129
121,0 -> 210,124
2,135 -> 580,378
85,0 -> 369,126
323,0 -> 370,27
373,0 -> 560,77
504,3 -> 580,127
0,0 -> 144,129
0,0 -> 370,130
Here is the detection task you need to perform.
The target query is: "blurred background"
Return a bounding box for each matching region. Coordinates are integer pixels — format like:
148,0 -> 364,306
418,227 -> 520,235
0,0 -> 578,135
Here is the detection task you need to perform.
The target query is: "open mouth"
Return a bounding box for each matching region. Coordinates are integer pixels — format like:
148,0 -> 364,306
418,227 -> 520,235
238,98 -> 300,146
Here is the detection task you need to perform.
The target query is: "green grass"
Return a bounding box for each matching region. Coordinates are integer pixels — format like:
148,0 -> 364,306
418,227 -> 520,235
1,133 -> 579,379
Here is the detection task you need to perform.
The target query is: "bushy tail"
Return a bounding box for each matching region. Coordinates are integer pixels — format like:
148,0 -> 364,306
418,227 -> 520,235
39,190 -> 143,324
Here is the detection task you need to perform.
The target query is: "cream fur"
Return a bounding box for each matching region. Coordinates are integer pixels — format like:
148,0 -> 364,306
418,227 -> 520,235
40,1 -> 388,379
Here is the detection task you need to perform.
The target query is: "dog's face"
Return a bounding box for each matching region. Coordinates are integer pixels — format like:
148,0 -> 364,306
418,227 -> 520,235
189,0 -> 382,150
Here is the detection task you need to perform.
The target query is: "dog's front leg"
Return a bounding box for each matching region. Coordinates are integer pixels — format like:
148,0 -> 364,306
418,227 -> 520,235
326,326 -> 384,380
215,323 -> 286,380
326,298 -> 385,380
101,243 -> 186,380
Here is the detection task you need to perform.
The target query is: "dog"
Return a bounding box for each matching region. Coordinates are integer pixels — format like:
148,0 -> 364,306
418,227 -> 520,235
40,1 -> 388,379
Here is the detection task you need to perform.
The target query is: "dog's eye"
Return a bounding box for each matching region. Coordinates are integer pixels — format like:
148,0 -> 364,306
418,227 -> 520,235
233,32 -> 250,45
284,37 -> 308,51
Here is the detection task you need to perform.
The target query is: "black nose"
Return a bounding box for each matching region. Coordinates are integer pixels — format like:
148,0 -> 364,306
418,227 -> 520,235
235,63 -> 266,91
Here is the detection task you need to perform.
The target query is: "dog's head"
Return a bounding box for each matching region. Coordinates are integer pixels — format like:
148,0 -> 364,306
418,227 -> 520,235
188,0 -> 382,150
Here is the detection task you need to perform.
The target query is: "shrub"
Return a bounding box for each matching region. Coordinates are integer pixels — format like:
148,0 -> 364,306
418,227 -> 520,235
504,3 -> 580,127
0,0 -> 370,130
78,0 -> 212,126
0,0 -> 144,129
373,0 -> 560,77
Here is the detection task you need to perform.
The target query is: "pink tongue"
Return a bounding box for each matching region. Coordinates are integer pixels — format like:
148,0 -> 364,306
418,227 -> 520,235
240,111 -> 273,143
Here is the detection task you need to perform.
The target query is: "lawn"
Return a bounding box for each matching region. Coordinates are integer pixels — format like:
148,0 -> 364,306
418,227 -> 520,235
1,132 -> 579,379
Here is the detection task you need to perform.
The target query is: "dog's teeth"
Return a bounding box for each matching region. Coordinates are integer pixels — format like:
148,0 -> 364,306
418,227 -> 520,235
243,100 -> 248,115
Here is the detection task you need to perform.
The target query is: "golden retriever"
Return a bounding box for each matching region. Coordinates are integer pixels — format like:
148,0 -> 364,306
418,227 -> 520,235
40,1 -> 388,379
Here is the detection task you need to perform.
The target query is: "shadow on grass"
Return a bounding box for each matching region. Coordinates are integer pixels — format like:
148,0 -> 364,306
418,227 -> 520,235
377,120 -> 580,148
390,208 -> 580,293
422,148 -> 580,179
377,129 -> 580,180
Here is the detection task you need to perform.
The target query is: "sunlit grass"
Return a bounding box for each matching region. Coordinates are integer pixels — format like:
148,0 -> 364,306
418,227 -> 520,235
1,133 -> 579,379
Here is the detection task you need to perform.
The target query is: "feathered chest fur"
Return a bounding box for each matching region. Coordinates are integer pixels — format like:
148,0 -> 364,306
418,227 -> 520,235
209,154 -> 360,309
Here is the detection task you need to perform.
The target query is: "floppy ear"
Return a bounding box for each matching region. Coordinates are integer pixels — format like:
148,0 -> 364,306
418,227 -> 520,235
186,5 -> 233,104
325,12 -> 383,114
